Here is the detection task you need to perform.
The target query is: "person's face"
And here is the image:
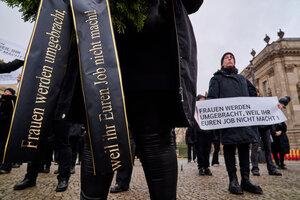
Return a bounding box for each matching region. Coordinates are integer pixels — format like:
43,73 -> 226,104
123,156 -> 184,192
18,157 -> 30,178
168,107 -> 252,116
199,97 -> 206,101
4,90 -> 13,96
222,54 -> 235,68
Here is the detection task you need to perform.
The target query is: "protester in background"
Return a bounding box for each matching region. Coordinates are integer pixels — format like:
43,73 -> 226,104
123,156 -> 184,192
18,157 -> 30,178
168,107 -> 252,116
0,59 -> 23,73
207,52 -> 263,195
13,120 -> 72,192
0,88 -> 16,174
185,123 -> 197,163
195,94 -> 213,176
272,96 -> 291,170
251,88 -> 282,176
211,130 -> 220,166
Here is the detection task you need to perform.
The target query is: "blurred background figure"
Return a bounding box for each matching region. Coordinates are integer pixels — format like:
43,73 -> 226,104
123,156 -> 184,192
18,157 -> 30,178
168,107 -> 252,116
272,96 -> 291,170
0,88 -> 16,174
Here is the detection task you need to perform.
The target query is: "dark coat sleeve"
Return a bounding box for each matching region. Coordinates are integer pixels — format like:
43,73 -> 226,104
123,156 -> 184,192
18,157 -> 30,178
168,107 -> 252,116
0,59 -> 24,73
181,0 -> 204,14
207,76 -> 219,99
246,79 -> 257,96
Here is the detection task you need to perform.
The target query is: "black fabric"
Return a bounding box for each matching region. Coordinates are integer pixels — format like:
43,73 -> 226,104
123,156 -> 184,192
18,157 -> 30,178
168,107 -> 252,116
115,134 -> 136,190
272,122 -> 290,154
124,91 -> 178,200
207,67 -> 258,145
223,143 -> 250,173
80,136 -> 113,199
0,95 -> 15,163
251,128 -> 277,172
211,131 -> 220,165
23,120 -> 72,182
0,59 -> 23,73
196,130 -> 212,168
115,0 -> 202,127
187,144 -> 197,161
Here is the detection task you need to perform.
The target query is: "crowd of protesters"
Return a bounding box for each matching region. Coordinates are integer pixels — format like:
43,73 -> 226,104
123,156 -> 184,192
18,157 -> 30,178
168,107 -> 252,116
0,50 -> 293,200
0,1 -> 293,198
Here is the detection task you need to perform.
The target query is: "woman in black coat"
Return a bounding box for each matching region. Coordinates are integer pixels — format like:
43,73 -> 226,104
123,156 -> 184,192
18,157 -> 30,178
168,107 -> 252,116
207,52 -> 262,195
272,122 -> 290,169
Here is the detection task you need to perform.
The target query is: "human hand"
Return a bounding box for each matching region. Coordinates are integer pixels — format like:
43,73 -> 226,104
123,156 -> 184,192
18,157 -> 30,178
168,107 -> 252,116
275,131 -> 282,136
278,103 -> 285,110
17,74 -> 21,82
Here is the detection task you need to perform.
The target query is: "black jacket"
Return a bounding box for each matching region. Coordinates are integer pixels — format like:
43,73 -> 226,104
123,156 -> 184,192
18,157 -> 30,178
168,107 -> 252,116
272,122 -> 290,154
115,0 -> 203,127
207,67 -> 258,145
0,59 -> 23,73
0,95 -> 16,140
55,0 -> 203,127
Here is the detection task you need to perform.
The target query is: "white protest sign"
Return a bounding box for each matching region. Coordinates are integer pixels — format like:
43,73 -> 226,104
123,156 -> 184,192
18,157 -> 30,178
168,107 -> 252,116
0,37 -> 26,84
195,97 -> 287,130
0,37 -> 26,60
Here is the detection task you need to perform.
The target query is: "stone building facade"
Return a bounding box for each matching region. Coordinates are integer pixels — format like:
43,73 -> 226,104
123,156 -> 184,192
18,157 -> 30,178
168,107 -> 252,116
241,35 -> 300,149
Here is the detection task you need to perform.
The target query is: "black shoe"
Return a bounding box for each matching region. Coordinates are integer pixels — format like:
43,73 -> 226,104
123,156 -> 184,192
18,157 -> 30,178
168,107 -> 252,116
11,163 -> 20,168
110,184 -> 128,193
241,179 -> 263,194
205,168 -> 212,176
14,178 -> 36,190
279,165 -> 287,170
228,172 -> 243,195
56,179 -> 68,192
44,167 -> 50,173
70,167 -> 75,174
199,168 -> 205,176
252,171 -> 260,176
269,170 -> 282,176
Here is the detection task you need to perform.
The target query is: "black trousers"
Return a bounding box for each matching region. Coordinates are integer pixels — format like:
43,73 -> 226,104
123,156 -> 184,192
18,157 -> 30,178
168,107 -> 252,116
223,143 -> 250,173
25,120 -> 72,182
187,143 -> 196,161
251,128 -> 277,172
115,136 -> 136,190
196,133 -> 212,169
211,136 -> 220,165
81,91 -> 178,200
271,140 -> 285,166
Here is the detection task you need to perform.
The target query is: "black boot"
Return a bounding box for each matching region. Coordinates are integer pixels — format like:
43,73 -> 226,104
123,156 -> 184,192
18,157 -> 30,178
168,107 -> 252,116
14,178 -> 36,190
80,192 -> 107,200
228,172 -> 243,194
56,178 -> 69,192
241,171 -> 263,194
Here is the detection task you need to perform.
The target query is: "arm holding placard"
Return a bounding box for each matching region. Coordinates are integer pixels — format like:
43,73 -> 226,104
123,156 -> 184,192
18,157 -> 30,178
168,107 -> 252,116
0,59 -> 24,74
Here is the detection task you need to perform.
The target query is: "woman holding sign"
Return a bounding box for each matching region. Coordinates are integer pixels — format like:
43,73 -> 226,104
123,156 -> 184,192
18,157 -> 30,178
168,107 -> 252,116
207,52 -> 263,195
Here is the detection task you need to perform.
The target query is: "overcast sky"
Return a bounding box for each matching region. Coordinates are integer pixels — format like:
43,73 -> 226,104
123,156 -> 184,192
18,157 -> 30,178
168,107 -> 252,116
1,0 -> 300,94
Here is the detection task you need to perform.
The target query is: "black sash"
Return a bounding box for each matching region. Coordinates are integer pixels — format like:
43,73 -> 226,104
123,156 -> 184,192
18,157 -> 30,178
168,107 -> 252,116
70,0 -> 133,174
3,0 -> 133,175
2,0 -> 73,163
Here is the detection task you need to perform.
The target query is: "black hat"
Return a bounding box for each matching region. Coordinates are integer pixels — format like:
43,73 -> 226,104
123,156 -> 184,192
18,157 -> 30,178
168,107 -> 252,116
279,96 -> 290,106
221,52 -> 235,67
5,88 -> 15,96
196,94 -> 206,101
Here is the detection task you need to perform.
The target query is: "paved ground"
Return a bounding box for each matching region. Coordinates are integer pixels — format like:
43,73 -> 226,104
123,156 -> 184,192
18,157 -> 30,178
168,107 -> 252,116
0,157 -> 299,200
